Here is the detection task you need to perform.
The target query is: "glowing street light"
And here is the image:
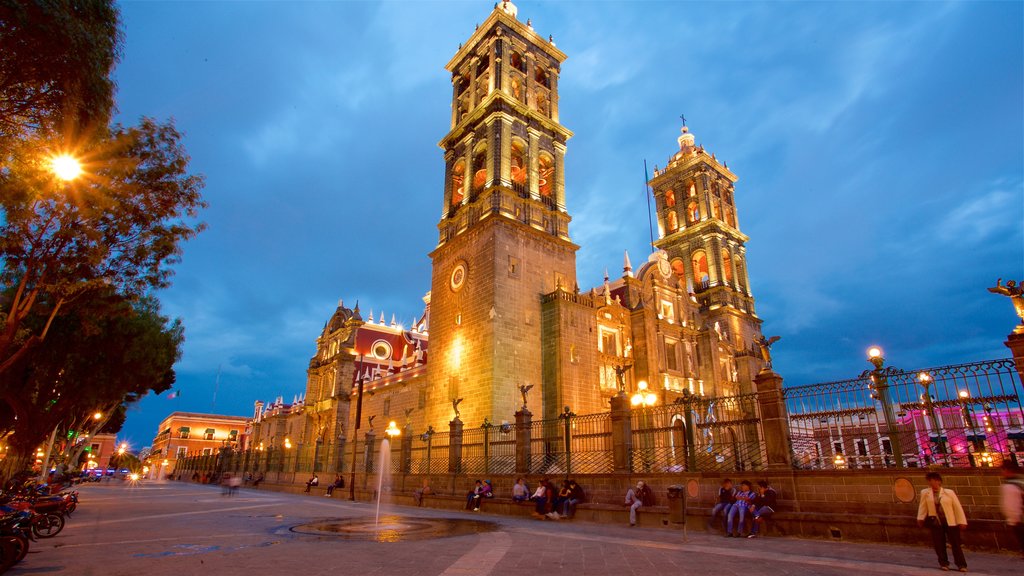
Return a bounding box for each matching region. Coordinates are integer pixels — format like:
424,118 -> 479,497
93,412 -> 103,420
862,344 -> 904,467
631,380 -> 657,407
50,154 -> 82,181
385,421 -> 401,438
283,438 -> 292,449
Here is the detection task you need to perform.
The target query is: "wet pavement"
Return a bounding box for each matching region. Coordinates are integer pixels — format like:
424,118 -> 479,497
18,482 -> 1021,575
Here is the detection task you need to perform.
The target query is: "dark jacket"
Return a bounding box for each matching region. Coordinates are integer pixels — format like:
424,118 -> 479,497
717,487 -> 736,505
751,488 -> 777,510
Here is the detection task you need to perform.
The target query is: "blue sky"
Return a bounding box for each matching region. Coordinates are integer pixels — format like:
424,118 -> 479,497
112,0 -> 1023,447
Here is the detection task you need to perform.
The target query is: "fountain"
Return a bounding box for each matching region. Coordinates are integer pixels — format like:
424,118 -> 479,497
288,420 -> 497,542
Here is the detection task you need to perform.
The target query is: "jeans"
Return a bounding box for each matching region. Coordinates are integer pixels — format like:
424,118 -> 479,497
710,503 -> 733,528
562,498 -> 579,518
751,506 -> 774,534
533,496 -> 548,515
727,503 -> 749,535
930,521 -> 967,569
625,489 -> 642,525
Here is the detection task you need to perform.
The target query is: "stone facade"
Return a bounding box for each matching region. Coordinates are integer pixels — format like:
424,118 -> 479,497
242,2 -> 767,471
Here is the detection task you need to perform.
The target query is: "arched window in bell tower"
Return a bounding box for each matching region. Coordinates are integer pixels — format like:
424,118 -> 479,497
511,51 -> 525,73
451,160 -> 466,207
665,189 -> 676,208
472,144 -> 488,194
535,66 -> 550,88
722,250 -> 733,284
687,201 -> 700,224
688,181 -> 697,197
666,210 -> 679,233
735,255 -> 747,292
692,250 -> 710,288
511,139 -> 527,194
538,153 -> 554,198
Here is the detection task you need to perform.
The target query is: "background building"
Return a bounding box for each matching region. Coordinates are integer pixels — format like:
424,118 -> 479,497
150,412 -> 249,472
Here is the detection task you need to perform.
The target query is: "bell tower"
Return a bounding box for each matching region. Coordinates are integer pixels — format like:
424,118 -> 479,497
649,119 -> 763,392
427,1 -> 578,428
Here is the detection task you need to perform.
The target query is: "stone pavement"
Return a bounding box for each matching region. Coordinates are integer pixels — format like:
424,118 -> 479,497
20,482 -> 1020,576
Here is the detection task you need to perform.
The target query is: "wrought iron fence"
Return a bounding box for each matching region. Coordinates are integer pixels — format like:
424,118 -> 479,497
786,358 -> 1023,470
630,393 -> 766,473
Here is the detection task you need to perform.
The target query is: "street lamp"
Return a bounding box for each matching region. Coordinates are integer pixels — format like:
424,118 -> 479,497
863,346 -> 904,468
93,412 -> 103,420
631,380 -> 657,407
50,154 -> 82,181
957,389 -> 982,465
349,352 -> 367,501
385,421 -> 401,439
917,372 -> 945,464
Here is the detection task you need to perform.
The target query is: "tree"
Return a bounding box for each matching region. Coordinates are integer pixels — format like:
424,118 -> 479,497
0,117 -> 206,375
0,0 -> 121,154
0,292 -> 184,476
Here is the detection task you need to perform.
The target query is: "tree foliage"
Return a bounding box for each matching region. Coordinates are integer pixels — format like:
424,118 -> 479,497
0,0 -> 121,154
0,292 -> 184,473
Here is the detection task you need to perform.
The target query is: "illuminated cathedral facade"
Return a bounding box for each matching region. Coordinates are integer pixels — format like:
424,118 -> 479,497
248,1 -> 766,465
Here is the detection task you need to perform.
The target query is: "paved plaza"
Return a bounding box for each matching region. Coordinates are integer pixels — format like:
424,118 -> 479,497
22,482 -> 1020,576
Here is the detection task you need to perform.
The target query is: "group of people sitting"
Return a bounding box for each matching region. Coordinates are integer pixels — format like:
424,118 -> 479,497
708,478 -> 778,538
521,477 -> 585,520
304,473 -> 345,496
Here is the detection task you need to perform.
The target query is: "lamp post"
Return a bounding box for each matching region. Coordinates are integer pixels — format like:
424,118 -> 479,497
917,372 -> 946,464
420,426 -> 435,474
863,346 -> 904,468
631,381 -> 657,472
349,353 -> 366,501
958,390 -> 982,466
557,406 -> 576,476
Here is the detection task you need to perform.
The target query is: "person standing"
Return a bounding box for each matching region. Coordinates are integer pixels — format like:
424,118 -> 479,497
917,471 -> 968,572
1000,461 -> 1024,558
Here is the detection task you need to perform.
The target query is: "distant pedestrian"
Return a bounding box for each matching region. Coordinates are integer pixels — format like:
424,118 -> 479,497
917,471 -> 968,572
709,478 -> 736,533
220,473 -> 232,496
747,480 -> 777,538
1000,461 -> 1024,558
624,480 -> 654,526
229,474 -> 242,495
253,472 -> 264,488
304,473 -> 319,493
530,479 -> 550,519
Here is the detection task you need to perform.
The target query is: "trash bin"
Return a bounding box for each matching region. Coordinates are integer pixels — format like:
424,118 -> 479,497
667,484 -> 686,525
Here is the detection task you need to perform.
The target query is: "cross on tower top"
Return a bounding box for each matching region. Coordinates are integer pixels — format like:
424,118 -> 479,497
679,114 -> 687,127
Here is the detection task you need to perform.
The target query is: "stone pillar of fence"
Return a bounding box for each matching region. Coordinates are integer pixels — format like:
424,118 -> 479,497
1006,331 -> 1024,383
515,409 -> 532,473
754,369 -> 793,469
610,391 -> 632,473
449,417 -> 464,474
400,424 -> 413,474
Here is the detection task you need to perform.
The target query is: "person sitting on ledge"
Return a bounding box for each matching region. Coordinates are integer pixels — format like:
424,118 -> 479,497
325,474 -> 344,497
304,473 -> 319,493
727,481 -> 754,537
414,479 -> 432,506
530,479 -> 550,519
747,480 -> 777,538
562,479 -> 584,519
624,480 -> 654,527
710,478 -> 736,533
512,477 -> 530,502
466,479 -> 484,510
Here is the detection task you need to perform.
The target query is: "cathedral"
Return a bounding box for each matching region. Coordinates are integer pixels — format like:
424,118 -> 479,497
248,1 -> 766,468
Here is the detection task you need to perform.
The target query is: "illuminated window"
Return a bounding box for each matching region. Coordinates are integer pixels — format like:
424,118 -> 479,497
204,428 -> 215,440
664,189 -> 676,208
687,201 -> 700,223
451,160 -> 465,206
202,448 -> 213,456
598,327 -> 620,355
660,300 -> 674,323
722,251 -> 733,284
535,66 -> 549,88
472,145 -> 488,193
666,210 -> 678,233
511,139 -> 527,190
372,340 -> 392,360
510,51 -> 525,73
691,250 -> 709,286
228,430 -> 238,441
538,153 -> 553,197
665,338 -> 680,372
688,182 -> 697,197
176,447 -> 187,457
178,427 -> 190,439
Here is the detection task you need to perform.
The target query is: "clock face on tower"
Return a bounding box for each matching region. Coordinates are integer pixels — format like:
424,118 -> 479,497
450,261 -> 467,292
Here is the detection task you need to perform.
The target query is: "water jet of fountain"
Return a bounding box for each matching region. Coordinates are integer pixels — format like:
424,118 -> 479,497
375,437 -> 392,526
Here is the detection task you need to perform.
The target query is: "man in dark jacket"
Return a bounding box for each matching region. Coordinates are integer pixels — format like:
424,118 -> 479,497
747,480 -> 778,538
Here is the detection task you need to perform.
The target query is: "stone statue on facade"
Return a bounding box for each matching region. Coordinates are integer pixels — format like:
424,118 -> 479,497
452,397 -> 463,420
988,279 -> 1024,334
518,384 -> 533,410
756,335 -> 781,371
